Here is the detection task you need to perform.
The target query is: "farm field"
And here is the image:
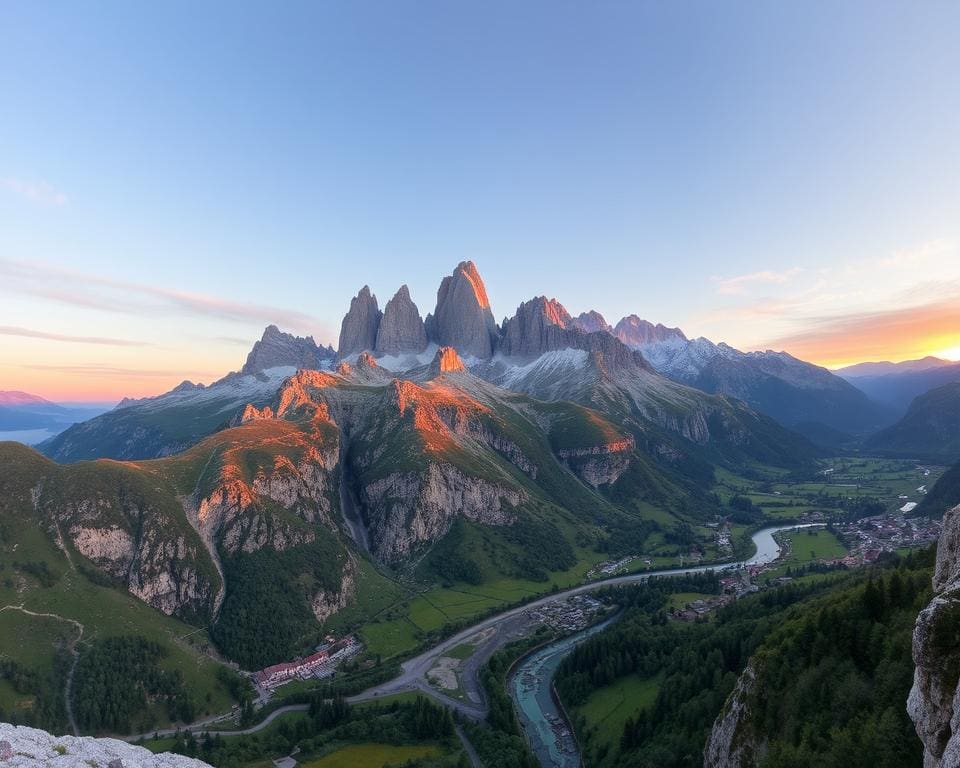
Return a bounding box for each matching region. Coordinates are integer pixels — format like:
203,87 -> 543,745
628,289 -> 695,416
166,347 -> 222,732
574,674 -> 661,752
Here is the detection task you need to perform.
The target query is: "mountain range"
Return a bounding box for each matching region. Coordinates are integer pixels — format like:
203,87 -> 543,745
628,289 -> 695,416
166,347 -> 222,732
836,357 -> 960,415
0,390 -> 110,440
15,261 -> 833,671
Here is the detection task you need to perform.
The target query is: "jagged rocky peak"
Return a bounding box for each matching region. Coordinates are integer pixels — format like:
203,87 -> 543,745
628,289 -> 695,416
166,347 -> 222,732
375,284 -> 428,355
500,296 -> 574,358
338,285 -> 382,358
909,503 -> 960,767
571,310 -> 611,334
241,324 -> 334,374
431,346 -> 467,375
614,315 -> 688,348
357,351 -> 379,369
424,260 -> 499,359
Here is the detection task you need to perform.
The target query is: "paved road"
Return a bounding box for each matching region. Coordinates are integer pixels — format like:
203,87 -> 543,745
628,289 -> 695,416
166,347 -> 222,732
126,526 -> 809,741
455,724 -> 483,768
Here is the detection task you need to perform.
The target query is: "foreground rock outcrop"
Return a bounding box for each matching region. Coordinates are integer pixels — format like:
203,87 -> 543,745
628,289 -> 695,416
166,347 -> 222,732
908,503 -> 960,767
0,723 -> 210,768
703,661 -> 765,768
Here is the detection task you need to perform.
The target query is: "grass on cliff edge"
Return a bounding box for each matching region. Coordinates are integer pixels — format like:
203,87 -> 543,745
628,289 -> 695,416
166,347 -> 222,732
0,491 -> 238,732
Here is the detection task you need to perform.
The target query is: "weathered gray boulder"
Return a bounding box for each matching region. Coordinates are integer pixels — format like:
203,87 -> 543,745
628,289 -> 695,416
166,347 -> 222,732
338,285 -> 382,358
424,261 -> 498,359
375,285 -> 428,356
0,723 -> 210,767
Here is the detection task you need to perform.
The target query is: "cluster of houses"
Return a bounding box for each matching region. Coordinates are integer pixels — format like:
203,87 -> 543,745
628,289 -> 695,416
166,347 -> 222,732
253,636 -> 361,690
528,595 -> 604,632
832,514 -> 941,567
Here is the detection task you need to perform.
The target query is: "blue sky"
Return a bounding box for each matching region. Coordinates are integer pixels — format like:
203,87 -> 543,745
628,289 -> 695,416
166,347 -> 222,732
2,2 -> 959,399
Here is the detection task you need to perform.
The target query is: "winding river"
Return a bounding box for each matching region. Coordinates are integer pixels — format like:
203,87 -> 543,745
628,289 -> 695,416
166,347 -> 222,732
509,524 -> 818,768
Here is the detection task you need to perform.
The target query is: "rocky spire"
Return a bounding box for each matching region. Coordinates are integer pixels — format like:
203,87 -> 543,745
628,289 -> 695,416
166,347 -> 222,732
613,315 -> 687,348
375,285 -> 428,356
571,310 -> 612,335
337,286 -> 382,358
424,261 -> 499,359
430,346 -> 467,375
241,325 -> 334,375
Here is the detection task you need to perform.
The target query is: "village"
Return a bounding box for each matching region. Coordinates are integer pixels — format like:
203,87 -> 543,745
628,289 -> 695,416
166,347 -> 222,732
671,512 -> 942,622
525,594 -> 606,632
251,635 -> 362,693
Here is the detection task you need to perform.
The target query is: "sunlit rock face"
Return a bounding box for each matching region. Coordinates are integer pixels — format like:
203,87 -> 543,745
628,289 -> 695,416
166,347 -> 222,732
424,261 -> 499,359
431,346 -> 467,375
375,285 -> 428,356
338,285 -> 382,357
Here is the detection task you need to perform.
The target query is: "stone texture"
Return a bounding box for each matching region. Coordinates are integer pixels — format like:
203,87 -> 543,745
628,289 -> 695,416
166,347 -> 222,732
424,261 -> 498,359
703,661 -> 766,768
241,325 -> 333,374
361,464 -> 524,562
909,503 -> 960,768
338,286 -> 382,357
0,723 -> 210,768
375,285 -> 428,356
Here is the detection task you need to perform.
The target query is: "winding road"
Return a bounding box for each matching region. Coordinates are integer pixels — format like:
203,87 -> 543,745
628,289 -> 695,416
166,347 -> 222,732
125,524 -> 813,742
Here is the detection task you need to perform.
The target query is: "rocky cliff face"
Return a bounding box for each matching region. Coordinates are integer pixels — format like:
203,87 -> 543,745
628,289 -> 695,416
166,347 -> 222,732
703,661 -> 765,768
361,463 -> 524,562
338,285 -> 382,357
499,297 -> 574,359
31,481 -> 219,621
425,261 -> 499,359
613,315 -> 687,348
241,324 -> 334,374
431,346 -> 467,375
375,285 -> 428,356
0,723 -> 211,768
909,503 -> 960,767
556,437 -> 634,487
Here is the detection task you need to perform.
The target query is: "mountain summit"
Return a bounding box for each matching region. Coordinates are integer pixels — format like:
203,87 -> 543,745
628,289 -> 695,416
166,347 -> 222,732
338,285 -> 382,358
424,261 -> 499,359
242,325 -> 334,375
375,284 -> 428,356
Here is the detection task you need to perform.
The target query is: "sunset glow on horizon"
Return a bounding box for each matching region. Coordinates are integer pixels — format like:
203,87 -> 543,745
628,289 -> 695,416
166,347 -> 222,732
2,3 -> 958,401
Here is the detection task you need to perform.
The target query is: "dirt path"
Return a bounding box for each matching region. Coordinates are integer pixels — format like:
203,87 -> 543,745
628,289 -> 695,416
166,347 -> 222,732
0,603 -> 84,735
181,447 -> 227,618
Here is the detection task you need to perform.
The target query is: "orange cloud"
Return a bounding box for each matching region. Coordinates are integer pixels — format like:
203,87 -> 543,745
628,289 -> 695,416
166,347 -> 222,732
761,297 -> 960,368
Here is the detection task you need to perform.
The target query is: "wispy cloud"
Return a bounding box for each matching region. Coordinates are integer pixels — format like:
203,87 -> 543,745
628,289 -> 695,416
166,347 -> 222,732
0,258 -> 331,338
0,325 -> 151,347
2,177 -> 68,207
23,363 -> 219,378
713,267 -> 802,295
